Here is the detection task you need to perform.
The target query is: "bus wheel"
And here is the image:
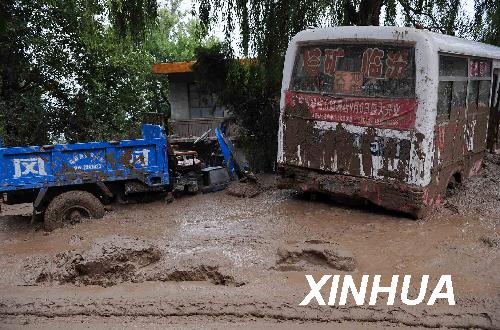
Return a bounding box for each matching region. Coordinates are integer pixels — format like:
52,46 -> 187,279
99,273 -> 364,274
44,191 -> 105,231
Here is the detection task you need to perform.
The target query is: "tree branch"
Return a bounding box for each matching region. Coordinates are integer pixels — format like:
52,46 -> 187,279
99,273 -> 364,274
398,0 -> 447,34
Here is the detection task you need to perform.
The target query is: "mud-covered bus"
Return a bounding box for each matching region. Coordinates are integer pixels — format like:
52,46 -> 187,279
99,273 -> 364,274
277,26 -> 500,218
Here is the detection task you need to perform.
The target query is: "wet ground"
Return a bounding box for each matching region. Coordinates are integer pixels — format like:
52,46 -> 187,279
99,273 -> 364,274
0,166 -> 499,328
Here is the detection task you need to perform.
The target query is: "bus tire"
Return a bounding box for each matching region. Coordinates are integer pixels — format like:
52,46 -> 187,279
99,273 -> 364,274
44,191 -> 105,231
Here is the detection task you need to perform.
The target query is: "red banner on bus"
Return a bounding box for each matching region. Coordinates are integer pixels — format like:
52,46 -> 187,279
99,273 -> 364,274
285,91 -> 417,130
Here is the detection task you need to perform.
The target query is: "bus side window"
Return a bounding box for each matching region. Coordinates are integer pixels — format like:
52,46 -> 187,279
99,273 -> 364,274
468,81 -> 480,111
437,82 -> 452,119
437,56 -> 468,121
468,59 -> 492,111
478,80 -> 491,108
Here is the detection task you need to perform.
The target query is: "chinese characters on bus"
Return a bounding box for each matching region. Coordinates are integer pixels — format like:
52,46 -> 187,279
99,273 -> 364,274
285,91 -> 417,130
361,48 -> 384,78
469,60 -> 491,77
303,47 -> 322,76
324,48 -> 345,76
294,45 -> 414,98
385,50 -> 409,79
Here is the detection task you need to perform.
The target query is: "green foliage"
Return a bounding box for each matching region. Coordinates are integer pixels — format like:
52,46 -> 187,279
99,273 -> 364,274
0,0 -> 208,147
474,0 -> 500,45
193,42 -> 279,172
108,0 -> 158,42
0,0 -> 162,145
192,42 -> 233,94
224,61 -> 280,172
146,3 -> 217,62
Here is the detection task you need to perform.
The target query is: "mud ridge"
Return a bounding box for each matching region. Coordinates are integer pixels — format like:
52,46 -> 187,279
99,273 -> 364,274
276,243 -> 356,271
145,265 -> 244,286
25,236 -> 241,287
31,236 -> 161,287
0,298 -> 497,329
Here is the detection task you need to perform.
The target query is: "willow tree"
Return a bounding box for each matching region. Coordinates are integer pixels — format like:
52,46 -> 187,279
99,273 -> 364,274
108,0 -> 158,42
198,0 -> 483,59
194,0 -> 494,171
474,0 -> 500,45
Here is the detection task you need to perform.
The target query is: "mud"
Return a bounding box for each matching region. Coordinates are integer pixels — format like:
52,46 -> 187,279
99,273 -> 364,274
276,242 -> 356,271
226,174 -> 278,199
442,153 -> 500,218
226,181 -> 262,198
481,235 -> 500,248
0,173 -> 499,328
26,236 -> 161,286
23,235 -> 240,287
145,265 -> 242,286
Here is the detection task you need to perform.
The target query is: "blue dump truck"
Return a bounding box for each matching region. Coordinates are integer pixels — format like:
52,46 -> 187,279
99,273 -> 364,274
0,125 -> 176,230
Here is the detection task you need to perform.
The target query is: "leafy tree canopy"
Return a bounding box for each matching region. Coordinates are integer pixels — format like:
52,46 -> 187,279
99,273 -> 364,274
0,0 -> 211,146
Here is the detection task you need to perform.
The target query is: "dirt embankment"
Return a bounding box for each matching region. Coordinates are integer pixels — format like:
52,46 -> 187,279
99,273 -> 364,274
226,174 -> 277,198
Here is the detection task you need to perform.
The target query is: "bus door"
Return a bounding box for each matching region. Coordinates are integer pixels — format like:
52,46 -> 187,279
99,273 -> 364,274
487,69 -> 500,152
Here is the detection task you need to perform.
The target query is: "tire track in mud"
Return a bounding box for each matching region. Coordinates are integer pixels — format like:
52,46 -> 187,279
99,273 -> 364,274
0,296 -> 497,329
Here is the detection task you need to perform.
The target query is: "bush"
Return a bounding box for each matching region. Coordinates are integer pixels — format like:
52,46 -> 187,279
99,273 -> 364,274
192,42 -> 280,172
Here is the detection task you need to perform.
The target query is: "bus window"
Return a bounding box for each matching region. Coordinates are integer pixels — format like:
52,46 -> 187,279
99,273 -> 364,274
437,56 -> 468,121
468,81 -> 479,110
439,56 -> 468,76
479,81 -> 491,108
468,80 -> 491,110
291,44 -> 415,98
437,82 -> 452,118
468,59 -> 492,111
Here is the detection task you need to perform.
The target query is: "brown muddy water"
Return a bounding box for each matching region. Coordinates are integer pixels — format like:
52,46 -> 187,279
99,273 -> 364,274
0,167 -> 499,328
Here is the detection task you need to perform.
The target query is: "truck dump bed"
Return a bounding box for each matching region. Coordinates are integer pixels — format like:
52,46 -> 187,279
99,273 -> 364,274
0,125 -> 169,193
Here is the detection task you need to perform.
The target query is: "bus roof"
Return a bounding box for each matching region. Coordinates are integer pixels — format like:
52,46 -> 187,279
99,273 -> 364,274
291,26 -> 500,60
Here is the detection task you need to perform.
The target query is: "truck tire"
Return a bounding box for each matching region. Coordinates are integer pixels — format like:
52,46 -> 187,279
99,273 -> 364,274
44,191 -> 105,231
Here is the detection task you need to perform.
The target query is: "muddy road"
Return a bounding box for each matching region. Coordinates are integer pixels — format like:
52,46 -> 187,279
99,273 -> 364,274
0,171 -> 499,329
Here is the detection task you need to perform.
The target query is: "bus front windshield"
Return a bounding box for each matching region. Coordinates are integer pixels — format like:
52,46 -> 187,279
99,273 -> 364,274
291,44 -> 415,99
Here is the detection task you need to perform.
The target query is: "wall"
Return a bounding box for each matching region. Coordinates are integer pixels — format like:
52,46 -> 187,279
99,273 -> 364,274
168,72 -> 229,120
168,73 -> 193,120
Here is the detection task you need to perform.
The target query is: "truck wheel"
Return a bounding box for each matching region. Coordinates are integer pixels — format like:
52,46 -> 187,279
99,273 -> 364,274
44,191 -> 105,231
